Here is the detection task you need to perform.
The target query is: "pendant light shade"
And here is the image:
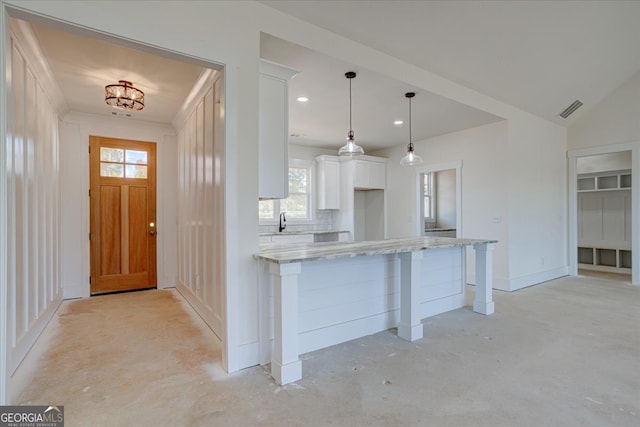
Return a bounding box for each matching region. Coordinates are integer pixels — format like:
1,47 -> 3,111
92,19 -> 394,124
400,92 -> 423,166
338,71 -> 365,156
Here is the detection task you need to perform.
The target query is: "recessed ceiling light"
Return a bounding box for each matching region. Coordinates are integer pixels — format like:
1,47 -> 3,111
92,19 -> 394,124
297,97 -> 309,103
394,120 -> 403,126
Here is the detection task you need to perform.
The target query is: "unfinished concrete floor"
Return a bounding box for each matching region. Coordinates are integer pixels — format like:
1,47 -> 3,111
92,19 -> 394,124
11,274 -> 640,427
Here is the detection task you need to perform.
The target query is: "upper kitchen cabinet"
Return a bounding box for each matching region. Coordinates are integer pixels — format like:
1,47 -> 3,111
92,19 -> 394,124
315,155 -> 341,209
350,156 -> 387,190
259,60 -> 298,199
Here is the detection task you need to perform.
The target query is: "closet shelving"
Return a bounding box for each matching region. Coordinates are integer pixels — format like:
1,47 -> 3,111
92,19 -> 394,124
577,169 -> 632,273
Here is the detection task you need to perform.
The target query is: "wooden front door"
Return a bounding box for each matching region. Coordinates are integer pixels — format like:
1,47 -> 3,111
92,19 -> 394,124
89,136 -> 157,294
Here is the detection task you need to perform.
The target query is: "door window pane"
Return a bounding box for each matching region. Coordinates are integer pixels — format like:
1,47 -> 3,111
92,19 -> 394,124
125,164 -> 148,179
100,147 -> 124,162
100,163 -> 124,177
126,150 -> 148,165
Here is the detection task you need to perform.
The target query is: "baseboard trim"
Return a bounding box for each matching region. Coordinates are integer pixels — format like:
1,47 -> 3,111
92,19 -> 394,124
9,295 -> 63,375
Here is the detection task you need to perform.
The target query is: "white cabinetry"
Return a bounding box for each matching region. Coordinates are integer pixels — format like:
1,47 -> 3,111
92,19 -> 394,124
258,60 -> 298,199
577,170 -> 632,273
353,158 -> 386,189
315,155 -> 340,209
336,155 -> 387,241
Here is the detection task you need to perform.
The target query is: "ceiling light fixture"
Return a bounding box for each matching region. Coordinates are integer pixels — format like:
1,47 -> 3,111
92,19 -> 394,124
338,71 -> 364,156
297,96 -> 309,103
400,92 -> 423,166
105,80 -> 144,111
394,120 -> 403,126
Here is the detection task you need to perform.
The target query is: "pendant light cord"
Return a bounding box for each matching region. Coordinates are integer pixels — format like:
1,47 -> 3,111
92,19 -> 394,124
408,95 -> 414,151
349,77 -> 353,135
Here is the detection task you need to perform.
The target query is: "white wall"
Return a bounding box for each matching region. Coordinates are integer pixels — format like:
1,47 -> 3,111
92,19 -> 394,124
568,71 -> 640,150
379,117 -> 567,291
176,81 -> 224,339
5,25 -> 63,385
506,114 -> 568,289
577,151 -> 631,174
59,112 -> 178,299
377,121 -> 512,288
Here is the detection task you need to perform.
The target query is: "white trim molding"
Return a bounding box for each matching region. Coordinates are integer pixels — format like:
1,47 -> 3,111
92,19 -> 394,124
414,160 -> 463,238
568,141 -> 640,285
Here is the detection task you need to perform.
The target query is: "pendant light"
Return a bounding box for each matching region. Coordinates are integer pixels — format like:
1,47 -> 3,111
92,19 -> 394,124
400,92 -> 423,166
338,71 -> 365,156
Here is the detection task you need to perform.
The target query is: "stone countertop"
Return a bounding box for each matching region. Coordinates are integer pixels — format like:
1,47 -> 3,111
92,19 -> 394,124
255,236 -> 497,264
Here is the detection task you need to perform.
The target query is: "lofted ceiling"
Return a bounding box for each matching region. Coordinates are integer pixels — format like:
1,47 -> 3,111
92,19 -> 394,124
18,0 -> 640,152
261,0 -> 640,127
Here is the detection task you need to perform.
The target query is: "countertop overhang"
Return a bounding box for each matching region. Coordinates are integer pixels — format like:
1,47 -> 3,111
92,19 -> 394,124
255,236 -> 497,264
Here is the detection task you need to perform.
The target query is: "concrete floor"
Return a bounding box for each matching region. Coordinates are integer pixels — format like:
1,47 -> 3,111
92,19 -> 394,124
11,274 -> 640,427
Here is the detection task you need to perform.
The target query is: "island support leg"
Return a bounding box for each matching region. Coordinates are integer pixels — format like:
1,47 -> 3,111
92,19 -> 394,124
398,250 -> 424,341
270,262 -> 302,385
473,243 -> 496,315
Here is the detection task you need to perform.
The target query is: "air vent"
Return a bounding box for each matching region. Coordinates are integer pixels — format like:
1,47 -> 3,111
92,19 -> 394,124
111,111 -> 133,118
557,100 -> 583,119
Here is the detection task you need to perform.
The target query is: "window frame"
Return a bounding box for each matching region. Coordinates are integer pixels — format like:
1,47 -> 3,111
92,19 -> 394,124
423,172 -> 436,223
259,159 -> 314,224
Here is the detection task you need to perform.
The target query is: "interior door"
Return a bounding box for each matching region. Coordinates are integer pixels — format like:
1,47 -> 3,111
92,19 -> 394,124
89,136 -> 157,294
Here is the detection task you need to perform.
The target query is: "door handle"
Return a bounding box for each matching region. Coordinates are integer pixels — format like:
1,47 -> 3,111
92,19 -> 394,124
149,230 -> 157,236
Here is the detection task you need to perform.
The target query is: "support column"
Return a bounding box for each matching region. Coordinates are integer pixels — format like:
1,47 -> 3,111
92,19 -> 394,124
473,243 -> 496,315
398,251 -> 424,341
270,262 -> 302,385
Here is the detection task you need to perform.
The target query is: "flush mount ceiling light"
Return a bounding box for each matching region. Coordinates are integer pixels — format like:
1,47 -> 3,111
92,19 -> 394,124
400,92 -> 423,166
105,80 -> 144,111
338,71 -> 364,156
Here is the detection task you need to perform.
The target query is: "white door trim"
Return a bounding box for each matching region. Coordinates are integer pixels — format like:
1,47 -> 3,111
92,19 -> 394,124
568,142 -> 639,285
414,160 -> 463,238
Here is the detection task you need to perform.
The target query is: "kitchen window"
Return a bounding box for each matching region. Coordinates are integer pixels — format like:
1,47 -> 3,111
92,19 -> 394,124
259,159 -> 312,222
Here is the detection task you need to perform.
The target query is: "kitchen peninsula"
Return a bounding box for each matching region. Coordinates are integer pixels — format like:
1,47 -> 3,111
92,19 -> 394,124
255,236 -> 497,385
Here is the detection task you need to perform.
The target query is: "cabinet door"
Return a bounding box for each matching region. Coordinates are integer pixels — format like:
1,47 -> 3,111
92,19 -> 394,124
354,160 -> 371,188
354,159 -> 385,189
258,74 -> 288,199
316,156 -> 340,209
368,161 -> 386,189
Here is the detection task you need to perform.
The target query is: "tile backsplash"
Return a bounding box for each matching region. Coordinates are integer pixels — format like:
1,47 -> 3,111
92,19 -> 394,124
259,210 -> 334,234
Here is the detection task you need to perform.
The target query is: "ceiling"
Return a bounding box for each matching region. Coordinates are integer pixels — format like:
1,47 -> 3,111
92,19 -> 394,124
26,21 -> 205,125
20,1 -> 640,152
261,0 -> 640,127
260,34 -> 502,150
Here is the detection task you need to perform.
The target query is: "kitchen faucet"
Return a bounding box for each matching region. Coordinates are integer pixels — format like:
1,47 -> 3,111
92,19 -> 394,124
279,212 -> 286,232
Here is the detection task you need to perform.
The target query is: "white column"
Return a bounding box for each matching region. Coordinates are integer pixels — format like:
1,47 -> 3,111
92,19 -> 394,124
270,262 -> 302,385
473,243 -> 496,315
398,251 -> 424,341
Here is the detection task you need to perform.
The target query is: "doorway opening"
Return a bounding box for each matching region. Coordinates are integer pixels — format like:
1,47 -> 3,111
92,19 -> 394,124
575,151 -> 632,278
415,161 -> 462,238
2,4 -> 229,404
569,144 -> 639,285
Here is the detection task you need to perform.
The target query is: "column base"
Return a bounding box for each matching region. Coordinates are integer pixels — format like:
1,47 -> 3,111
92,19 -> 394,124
398,322 -> 423,342
473,301 -> 495,315
271,359 -> 302,385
